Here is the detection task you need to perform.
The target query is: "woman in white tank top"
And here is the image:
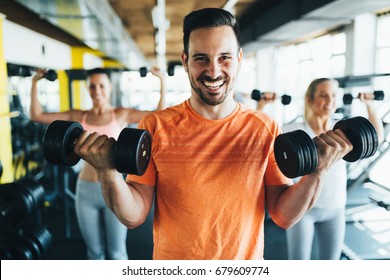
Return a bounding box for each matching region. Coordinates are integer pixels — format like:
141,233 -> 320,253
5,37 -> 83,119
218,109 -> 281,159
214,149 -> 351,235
282,78 -> 383,259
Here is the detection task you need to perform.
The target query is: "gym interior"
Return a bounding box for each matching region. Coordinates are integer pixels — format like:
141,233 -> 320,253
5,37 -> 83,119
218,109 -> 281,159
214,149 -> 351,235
0,0 -> 390,261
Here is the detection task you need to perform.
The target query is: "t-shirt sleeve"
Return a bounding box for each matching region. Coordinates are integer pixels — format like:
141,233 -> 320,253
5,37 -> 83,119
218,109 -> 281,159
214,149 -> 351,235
264,120 -> 294,186
126,116 -> 157,186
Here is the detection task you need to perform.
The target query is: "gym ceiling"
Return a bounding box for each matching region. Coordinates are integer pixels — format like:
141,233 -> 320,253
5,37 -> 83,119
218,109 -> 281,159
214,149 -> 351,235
0,0 -> 389,69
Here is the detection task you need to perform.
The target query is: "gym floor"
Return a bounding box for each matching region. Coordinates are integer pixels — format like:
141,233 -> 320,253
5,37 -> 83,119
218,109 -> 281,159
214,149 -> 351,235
41,202 -> 154,260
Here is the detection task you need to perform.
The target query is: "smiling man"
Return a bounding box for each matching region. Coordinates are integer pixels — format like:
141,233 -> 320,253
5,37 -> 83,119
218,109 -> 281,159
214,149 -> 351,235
74,8 -> 353,260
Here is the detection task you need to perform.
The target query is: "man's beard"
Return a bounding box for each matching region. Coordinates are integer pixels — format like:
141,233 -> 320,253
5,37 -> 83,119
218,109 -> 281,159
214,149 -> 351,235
188,74 -> 234,106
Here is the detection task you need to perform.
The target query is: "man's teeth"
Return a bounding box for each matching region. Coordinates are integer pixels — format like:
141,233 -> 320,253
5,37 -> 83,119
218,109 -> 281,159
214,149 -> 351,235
203,80 -> 223,88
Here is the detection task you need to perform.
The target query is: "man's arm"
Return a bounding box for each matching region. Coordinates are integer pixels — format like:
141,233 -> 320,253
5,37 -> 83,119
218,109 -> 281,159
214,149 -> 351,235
265,129 -> 352,229
73,131 -> 155,228
99,170 -> 155,228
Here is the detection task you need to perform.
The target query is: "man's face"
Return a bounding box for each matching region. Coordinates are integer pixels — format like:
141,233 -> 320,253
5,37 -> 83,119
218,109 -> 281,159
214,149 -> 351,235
182,26 -> 242,106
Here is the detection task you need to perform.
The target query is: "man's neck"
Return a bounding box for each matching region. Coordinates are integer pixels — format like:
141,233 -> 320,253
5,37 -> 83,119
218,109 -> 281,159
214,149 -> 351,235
189,96 -> 237,120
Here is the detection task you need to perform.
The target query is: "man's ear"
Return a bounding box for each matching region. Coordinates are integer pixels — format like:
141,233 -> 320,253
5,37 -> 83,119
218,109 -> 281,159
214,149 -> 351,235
238,48 -> 243,65
181,51 -> 188,73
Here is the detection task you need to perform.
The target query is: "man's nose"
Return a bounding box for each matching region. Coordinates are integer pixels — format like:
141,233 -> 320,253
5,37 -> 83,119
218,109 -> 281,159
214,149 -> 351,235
206,60 -> 222,79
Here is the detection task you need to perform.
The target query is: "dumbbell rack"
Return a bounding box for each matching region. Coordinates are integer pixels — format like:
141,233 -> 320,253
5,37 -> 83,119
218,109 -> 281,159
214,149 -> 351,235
43,164 -> 77,240
0,178 -> 53,259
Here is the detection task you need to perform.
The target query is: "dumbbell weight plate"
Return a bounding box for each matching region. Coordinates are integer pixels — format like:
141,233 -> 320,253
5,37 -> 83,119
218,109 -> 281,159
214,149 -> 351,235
44,69 -> 57,81
17,178 -> 45,210
0,234 -> 34,260
274,129 -> 317,178
0,180 -> 44,229
363,117 -> 379,158
114,128 -> 151,175
22,234 -> 42,260
288,130 -> 306,177
299,129 -> 318,176
42,120 -> 83,166
291,129 -> 318,177
23,224 -> 52,260
43,120 -> 66,165
373,90 -> 384,101
349,116 -> 378,159
139,67 -> 148,77
354,117 -> 372,159
348,117 -> 369,160
0,184 -> 32,229
333,116 -> 377,162
42,121 -> 60,165
343,94 -> 353,105
0,184 -> 27,229
281,94 -> 292,105
63,122 -> 84,165
333,118 -> 364,162
274,130 -> 303,178
251,90 -> 263,101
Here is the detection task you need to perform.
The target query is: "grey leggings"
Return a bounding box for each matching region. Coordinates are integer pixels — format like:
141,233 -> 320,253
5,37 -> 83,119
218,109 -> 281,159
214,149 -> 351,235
286,207 -> 345,260
75,179 -> 128,260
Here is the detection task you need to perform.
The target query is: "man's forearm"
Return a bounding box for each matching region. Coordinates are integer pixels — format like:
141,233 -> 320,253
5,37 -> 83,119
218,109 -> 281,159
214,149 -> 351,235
98,170 -> 151,229
271,171 -> 325,228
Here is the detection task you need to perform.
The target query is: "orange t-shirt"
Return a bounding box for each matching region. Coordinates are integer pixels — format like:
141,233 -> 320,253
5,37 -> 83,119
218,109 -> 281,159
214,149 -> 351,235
127,100 -> 292,260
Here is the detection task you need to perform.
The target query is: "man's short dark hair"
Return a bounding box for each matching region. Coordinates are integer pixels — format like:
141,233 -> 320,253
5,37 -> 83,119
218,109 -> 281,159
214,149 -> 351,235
183,8 -> 241,56
87,67 -> 110,77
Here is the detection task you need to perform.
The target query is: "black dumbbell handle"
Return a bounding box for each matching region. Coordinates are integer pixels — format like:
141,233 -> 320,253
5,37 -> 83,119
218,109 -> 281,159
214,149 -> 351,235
343,91 -> 385,104
275,116 -> 378,178
42,120 -> 151,175
139,67 -> 148,77
30,69 -> 57,81
251,90 -> 292,105
44,69 -> 58,81
369,91 -> 384,100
